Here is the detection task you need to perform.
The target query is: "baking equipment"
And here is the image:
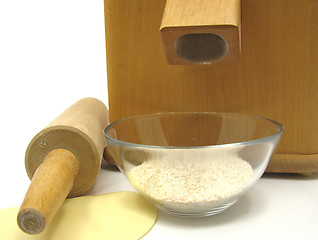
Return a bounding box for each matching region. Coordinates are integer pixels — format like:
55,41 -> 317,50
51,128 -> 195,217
3,192 -> 157,239
104,0 -> 318,174
18,98 -> 108,234
104,112 -> 283,216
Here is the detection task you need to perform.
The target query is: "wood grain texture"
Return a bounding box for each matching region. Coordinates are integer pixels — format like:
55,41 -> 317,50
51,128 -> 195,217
18,149 -> 79,234
104,0 -> 318,173
25,98 -> 108,196
161,0 -> 240,27
160,0 -> 241,64
266,153 -> 318,174
20,98 -> 109,234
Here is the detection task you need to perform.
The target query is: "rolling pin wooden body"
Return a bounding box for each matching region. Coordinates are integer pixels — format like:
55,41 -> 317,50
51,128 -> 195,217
18,98 -> 108,234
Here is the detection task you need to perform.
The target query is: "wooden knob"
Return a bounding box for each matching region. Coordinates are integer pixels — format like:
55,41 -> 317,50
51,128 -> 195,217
18,98 -> 109,234
160,0 -> 241,64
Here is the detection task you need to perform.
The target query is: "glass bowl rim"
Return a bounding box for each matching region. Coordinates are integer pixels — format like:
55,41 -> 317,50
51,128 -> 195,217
103,112 -> 283,150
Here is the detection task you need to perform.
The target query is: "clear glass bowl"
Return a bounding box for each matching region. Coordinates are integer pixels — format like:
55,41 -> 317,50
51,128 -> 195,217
104,112 -> 283,217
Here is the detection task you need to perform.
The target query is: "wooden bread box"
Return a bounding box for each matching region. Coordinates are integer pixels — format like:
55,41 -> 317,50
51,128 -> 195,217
104,0 -> 318,174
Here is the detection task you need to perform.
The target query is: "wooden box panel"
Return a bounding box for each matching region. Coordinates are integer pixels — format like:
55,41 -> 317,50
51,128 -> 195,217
104,0 -> 318,174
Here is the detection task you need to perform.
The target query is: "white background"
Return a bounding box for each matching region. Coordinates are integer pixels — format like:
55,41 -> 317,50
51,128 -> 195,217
0,1 -> 318,239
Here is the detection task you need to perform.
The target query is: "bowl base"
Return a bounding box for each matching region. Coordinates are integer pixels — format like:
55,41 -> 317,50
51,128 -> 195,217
156,200 -> 238,218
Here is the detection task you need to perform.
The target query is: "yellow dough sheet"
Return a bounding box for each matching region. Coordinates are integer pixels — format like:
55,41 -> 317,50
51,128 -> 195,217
0,191 -> 157,240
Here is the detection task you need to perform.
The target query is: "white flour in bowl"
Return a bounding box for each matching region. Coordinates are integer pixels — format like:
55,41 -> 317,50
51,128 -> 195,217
128,149 -> 253,213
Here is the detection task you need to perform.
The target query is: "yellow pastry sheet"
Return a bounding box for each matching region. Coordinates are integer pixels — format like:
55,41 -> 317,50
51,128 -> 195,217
0,191 -> 157,240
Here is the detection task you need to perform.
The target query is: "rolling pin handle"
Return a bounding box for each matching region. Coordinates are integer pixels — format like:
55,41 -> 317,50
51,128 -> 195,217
17,149 -> 79,234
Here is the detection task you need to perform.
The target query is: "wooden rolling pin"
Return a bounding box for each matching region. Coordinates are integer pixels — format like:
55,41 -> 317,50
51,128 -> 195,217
17,98 -> 108,234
